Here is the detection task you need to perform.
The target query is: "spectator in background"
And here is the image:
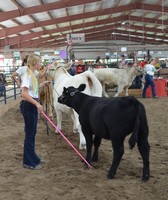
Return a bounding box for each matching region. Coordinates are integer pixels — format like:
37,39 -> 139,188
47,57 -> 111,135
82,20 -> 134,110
69,60 -> 76,76
95,56 -> 104,69
140,57 -> 148,68
22,55 -> 29,66
75,59 -> 85,74
95,61 -> 104,69
161,59 -> 168,68
154,58 -> 161,77
0,73 -> 7,97
165,59 -> 168,68
95,56 -> 101,64
142,58 -> 162,98
154,58 -> 160,69
132,60 -> 142,89
87,61 -> 94,72
118,55 -> 128,69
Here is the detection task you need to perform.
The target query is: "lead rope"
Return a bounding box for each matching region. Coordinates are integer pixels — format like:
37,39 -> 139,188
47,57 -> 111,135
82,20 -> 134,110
41,111 -> 92,168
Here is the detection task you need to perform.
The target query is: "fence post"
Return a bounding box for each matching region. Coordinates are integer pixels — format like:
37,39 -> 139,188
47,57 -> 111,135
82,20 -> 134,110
4,86 -> 7,104
13,81 -> 17,100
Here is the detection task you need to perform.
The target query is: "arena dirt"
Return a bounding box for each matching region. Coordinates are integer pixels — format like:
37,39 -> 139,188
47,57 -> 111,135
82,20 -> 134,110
0,96 -> 167,200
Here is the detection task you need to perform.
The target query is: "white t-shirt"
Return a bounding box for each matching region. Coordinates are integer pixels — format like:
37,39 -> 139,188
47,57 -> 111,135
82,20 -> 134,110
21,73 -> 39,98
16,66 -> 39,77
144,64 -> 156,76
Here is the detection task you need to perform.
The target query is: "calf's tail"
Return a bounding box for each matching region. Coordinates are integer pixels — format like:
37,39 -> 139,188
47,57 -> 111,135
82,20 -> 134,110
84,71 -> 102,97
128,99 -> 140,149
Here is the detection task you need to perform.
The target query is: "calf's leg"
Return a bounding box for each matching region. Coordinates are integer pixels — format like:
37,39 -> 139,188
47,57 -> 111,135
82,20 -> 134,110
114,85 -> 124,97
92,135 -> 102,162
70,111 -> 79,133
102,83 -> 109,98
125,87 -> 129,96
137,139 -> 150,181
84,134 -> 93,168
55,110 -> 62,133
48,105 -> 54,119
71,111 -> 86,150
107,141 -> 124,179
77,125 -> 86,150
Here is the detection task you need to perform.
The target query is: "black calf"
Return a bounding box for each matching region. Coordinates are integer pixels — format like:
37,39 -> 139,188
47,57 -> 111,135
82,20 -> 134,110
58,84 -> 150,181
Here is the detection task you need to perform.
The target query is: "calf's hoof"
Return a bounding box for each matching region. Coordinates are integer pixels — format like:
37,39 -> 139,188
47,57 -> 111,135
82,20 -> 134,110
92,156 -> 98,162
49,116 -> 54,120
73,128 -> 79,134
141,174 -> 150,182
79,143 -> 86,150
55,129 -> 61,134
107,173 -> 115,179
83,163 -> 90,170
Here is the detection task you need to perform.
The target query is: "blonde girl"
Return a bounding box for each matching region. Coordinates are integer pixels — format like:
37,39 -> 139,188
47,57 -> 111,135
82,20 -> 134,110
20,53 -> 50,170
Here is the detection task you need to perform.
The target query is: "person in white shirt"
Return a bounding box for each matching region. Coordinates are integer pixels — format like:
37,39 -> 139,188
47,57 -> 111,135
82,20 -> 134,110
19,53 -> 50,170
142,58 -> 161,98
12,55 -> 47,88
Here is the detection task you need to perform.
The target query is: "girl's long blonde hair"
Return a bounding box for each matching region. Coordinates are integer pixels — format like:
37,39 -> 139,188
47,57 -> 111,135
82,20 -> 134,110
26,54 -> 41,93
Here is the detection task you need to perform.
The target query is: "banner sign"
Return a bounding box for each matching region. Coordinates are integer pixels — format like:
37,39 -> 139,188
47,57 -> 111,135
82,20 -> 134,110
67,33 -> 85,44
121,47 -> 127,52
14,51 -> 20,60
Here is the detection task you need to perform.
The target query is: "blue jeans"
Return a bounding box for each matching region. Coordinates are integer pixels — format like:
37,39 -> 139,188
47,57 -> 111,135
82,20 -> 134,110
142,74 -> 156,97
20,100 -> 40,167
0,84 -> 5,96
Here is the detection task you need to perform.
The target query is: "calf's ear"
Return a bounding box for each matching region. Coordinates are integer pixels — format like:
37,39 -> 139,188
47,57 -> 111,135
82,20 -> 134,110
78,84 -> 86,92
63,87 -> 67,92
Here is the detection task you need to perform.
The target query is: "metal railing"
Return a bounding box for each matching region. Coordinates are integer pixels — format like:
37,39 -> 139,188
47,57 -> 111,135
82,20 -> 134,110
0,81 -> 21,105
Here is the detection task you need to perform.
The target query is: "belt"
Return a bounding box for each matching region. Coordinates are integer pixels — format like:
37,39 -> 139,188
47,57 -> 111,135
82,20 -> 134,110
146,74 -> 154,77
33,98 -> 39,102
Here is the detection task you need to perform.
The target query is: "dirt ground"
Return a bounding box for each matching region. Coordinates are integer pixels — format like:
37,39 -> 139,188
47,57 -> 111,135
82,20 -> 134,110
0,96 -> 168,200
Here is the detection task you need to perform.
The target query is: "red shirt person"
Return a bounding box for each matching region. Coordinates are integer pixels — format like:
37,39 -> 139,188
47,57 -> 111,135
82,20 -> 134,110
75,60 -> 86,74
140,58 -> 148,68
